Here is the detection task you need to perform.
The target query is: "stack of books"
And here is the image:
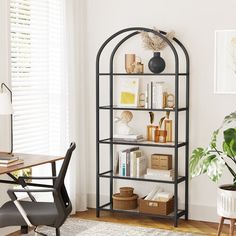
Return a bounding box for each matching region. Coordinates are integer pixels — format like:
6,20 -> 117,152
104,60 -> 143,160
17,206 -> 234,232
0,155 -> 23,167
117,147 -> 147,178
144,168 -> 174,181
113,134 -> 144,142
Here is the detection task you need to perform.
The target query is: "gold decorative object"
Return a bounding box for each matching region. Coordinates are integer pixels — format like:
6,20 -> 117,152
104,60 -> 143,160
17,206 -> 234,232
166,93 -> 175,108
164,111 -> 172,142
133,57 -> 144,73
125,54 -> 135,73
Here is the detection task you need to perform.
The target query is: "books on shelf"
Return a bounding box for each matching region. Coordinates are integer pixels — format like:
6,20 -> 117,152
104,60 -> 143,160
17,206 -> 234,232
0,159 -> 24,167
130,150 -> 143,177
145,81 -> 172,109
144,168 -> 174,181
144,174 -> 174,181
113,134 -> 144,142
137,156 -> 147,178
146,168 -> 174,177
118,147 -> 146,178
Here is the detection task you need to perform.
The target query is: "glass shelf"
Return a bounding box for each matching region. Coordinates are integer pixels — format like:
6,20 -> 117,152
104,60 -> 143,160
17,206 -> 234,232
99,203 -> 186,220
99,105 -> 188,112
99,171 -> 186,184
99,138 -> 187,148
98,73 -> 188,76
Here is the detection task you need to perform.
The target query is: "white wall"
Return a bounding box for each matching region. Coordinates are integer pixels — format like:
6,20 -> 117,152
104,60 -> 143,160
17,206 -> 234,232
84,0 -> 236,222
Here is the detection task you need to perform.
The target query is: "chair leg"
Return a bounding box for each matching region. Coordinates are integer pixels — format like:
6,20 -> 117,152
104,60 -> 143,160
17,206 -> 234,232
56,228 -> 60,236
230,219 -> 235,236
217,217 -> 224,236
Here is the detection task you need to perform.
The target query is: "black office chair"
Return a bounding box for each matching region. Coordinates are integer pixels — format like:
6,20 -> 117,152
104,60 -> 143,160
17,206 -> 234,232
0,142 -> 76,236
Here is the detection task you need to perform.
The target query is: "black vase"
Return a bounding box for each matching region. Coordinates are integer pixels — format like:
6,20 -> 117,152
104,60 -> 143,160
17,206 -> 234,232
148,52 -> 166,74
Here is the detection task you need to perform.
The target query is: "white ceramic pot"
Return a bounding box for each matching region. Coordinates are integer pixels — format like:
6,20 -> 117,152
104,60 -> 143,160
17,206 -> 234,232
217,184 -> 236,218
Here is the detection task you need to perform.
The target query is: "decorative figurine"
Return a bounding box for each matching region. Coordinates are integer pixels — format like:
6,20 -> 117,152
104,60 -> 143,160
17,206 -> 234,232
115,111 -> 134,135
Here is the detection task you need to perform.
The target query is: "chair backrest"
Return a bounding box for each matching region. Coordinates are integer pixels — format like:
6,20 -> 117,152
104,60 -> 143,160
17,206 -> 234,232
53,142 -> 76,227
54,142 -> 76,189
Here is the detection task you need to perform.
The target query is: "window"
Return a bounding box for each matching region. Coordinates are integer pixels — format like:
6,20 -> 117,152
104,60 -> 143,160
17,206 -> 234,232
10,0 -> 68,156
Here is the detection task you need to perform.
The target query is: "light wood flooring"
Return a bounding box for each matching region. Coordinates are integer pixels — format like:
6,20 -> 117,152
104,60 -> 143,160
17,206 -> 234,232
8,208 -> 232,235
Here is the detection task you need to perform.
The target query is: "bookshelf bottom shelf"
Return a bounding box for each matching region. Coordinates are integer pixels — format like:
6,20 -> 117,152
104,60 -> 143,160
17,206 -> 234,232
98,203 -> 186,220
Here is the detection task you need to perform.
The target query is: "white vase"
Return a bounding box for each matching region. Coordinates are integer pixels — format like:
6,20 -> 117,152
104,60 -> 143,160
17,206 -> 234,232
217,184 -> 236,218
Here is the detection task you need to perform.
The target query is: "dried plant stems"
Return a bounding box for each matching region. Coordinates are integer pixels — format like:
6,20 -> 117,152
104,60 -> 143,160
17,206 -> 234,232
140,27 -> 175,51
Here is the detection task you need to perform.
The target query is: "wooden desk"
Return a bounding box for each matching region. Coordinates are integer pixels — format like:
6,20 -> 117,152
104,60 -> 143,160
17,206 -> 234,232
0,153 -> 64,188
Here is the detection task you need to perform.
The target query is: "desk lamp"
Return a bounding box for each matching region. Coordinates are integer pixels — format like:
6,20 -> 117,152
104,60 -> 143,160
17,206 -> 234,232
0,83 -> 14,155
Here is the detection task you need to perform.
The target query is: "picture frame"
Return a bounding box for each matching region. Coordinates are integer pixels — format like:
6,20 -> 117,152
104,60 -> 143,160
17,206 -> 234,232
117,77 -> 139,107
214,30 -> 236,94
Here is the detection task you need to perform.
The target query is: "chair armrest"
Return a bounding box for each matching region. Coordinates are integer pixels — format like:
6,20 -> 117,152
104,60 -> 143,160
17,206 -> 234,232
7,188 -> 56,201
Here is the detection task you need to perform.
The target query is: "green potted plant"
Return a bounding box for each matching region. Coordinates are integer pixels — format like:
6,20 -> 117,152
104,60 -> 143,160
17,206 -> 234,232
190,111 -> 236,218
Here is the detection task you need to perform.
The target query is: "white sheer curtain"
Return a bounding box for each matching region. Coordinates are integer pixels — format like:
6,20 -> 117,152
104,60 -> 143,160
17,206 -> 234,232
9,0 -> 87,213
64,0 -> 88,212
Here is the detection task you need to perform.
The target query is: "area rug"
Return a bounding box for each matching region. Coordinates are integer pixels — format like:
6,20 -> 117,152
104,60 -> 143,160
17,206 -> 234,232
25,218 -> 201,236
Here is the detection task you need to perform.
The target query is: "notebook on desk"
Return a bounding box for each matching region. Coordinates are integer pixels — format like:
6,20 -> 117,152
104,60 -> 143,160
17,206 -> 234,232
0,156 -> 19,164
0,159 -> 24,167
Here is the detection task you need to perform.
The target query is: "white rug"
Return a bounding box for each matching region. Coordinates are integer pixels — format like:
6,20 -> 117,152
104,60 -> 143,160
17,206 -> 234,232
26,218 -> 202,236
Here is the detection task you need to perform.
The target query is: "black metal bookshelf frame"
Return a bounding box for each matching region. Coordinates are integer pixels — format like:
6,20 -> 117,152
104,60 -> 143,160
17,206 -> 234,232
96,27 -> 190,227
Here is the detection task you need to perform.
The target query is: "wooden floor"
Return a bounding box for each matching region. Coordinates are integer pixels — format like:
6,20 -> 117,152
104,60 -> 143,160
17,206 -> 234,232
72,209 -> 231,236
9,208 -> 232,235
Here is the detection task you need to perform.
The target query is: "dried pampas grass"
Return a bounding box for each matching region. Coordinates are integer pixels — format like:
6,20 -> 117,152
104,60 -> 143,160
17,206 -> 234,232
140,27 -> 175,51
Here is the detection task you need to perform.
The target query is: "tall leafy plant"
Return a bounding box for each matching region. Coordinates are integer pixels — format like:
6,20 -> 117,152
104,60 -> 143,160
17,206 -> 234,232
190,111 -> 236,185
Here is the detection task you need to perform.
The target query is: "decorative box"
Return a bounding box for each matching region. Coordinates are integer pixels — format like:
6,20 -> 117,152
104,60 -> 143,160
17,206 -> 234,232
151,154 -> 172,170
139,197 -> 174,215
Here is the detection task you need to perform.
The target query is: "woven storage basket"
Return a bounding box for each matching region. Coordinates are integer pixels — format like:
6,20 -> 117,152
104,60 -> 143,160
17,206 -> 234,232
139,197 -> 174,215
112,193 -> 138,210
119,187 -> 134,197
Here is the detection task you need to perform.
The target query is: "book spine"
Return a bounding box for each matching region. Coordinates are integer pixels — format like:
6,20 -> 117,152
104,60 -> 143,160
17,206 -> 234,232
130,152 -> 137,178
126,151 -> 130,176
150,81 -> 153,109
152,82 -> 157,109
119,152 -> 123,176
137,156 -> 146,178
145,83 -> 149,109
121,153 -> 126,176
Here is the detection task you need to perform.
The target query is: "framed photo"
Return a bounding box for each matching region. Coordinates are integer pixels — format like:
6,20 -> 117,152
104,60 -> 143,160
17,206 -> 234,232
214,30 -> 236,94
117,77 -> 139,107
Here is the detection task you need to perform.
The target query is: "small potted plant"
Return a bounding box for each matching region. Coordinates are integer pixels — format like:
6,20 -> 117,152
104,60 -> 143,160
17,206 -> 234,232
140,27 -> 175,74
190,111 -> 236,218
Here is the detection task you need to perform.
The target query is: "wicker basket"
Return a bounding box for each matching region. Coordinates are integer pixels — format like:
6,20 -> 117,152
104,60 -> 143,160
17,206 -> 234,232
112,193 -> 138,210
139,197 -> 174,215
119,187 -> 134,197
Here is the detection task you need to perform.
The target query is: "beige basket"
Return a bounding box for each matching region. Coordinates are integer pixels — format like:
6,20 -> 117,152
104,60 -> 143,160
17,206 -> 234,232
112,193 -> 138,210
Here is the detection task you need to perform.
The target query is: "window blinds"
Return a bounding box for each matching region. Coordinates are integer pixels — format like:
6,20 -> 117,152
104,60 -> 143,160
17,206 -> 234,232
10,0 -> 68,155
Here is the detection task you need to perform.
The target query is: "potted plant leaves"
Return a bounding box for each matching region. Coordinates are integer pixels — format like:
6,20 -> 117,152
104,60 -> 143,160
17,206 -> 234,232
190,111 -> 236,218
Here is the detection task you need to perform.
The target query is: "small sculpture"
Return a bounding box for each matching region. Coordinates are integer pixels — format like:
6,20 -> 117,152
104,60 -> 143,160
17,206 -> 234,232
115,111 -> 134,135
